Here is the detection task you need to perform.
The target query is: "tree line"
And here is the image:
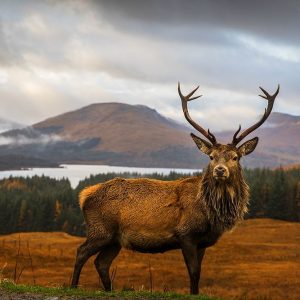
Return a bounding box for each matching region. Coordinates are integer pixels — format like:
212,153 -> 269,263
0,168 -> 299,236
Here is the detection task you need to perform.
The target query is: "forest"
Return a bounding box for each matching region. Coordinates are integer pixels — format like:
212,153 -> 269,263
0,168 -> 299,236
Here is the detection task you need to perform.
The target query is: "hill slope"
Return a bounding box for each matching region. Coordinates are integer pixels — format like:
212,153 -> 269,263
33,102 -> 191,153
0,103 -> 299,169
0,219 -> 299,299
218,112 -> 300,168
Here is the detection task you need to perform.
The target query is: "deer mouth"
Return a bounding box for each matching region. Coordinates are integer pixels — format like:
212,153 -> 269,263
213,175 -> 229,181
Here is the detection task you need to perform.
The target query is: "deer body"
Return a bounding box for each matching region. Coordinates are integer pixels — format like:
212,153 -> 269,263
80,176 -> 235,252
82,177 -> 205,253
71,84 -> 279,294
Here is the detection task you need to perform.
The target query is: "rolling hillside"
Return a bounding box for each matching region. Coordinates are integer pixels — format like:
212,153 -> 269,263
218,112 -> 300,168
33,103 -> 191,153
0,219 -> 299,299
0,103 -> 299,169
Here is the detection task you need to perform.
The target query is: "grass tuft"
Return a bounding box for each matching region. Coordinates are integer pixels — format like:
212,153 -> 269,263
0,279 -> 218,299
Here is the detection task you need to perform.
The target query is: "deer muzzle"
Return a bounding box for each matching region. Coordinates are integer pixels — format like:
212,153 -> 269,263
213,164 -> 229,181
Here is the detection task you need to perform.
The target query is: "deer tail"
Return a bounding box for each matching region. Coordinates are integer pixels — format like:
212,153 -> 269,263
79,184 -> 102,210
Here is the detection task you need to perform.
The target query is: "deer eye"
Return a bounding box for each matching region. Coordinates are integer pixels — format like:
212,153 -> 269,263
232,156 -> 238,161
209,155 -> 214,160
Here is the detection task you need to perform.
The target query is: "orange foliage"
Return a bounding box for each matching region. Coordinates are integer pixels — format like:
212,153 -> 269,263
1,179 -> 28,191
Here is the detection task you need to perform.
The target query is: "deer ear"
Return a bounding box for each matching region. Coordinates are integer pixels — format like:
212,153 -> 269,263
190,133 -> 212,155
238,137 -> 259,156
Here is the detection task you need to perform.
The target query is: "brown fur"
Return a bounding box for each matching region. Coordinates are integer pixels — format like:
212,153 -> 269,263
79,183 -> 102,209
200,144 -> 249,230
201,165 -> 249,230
71,144 -> 250,294
70,84 -> 276,294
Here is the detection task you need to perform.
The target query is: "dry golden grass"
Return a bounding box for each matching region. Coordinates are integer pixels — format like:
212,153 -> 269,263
0,219 -> 299,300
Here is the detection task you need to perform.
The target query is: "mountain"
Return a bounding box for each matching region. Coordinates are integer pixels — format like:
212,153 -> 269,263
217,112 -> 300,168
281,163 -> 300,170
33,103 -> 191,153
30,102 -> 207,168
0,103 -> 299,170
0,118 -> 24,134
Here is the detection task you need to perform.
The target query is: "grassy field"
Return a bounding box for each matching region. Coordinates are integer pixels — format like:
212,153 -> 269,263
0,219 -> 299,299
0,280 -> 216,299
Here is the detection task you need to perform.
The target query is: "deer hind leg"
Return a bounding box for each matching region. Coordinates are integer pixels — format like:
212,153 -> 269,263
94,244 -> 121,291
71,238 -> 108,288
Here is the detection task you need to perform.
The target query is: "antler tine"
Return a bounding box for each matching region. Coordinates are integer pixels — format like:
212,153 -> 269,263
186,86 -> 201,101
259,85 -> 280,100
178,82 -> 216,145
207,129 -> 216,142
178,84 -> 202,101
232,124 -> 241,142
232,85 -> 280,146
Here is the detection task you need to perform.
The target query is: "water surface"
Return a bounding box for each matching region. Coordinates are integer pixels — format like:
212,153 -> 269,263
0,164 -> 199,188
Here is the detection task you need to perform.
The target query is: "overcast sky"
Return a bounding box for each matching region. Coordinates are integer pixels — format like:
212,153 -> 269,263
0,0 -> 299,131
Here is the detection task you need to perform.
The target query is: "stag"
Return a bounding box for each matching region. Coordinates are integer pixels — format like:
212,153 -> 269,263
71,83 -> 279,294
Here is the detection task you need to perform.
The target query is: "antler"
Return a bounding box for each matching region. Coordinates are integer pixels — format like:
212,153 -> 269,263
178,82 -> 216,145
231,85 -> 280,146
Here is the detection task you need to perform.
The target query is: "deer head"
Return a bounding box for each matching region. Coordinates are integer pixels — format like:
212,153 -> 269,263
178,83 -> 279,182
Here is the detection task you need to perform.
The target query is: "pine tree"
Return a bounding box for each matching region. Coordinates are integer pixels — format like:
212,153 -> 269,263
18,199 -> 27,231
267,168 -> 288,220
295,181 -> 300,221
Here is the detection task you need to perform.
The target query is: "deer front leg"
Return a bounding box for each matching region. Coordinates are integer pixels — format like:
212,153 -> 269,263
181,241 -> 202,295
197,247 -> 206,290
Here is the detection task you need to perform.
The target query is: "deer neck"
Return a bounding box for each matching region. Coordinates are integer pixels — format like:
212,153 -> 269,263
200,167 -> 249,231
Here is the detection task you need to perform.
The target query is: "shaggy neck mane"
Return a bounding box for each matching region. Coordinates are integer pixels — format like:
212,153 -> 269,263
200,165 -> 249,231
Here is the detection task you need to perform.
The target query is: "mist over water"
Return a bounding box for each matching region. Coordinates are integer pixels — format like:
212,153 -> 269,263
0,164 -> 199,188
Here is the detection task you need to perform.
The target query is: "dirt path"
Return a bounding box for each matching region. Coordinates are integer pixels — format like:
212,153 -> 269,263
0,289 -> 191,300
0,291 -> 156,300
0,291 -> 101,300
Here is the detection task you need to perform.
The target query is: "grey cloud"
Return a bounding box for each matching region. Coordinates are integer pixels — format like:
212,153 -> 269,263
0,134 -> 61,146
0,0 -> 299,130
0,127 -> 62,146
92,0 -> 300,45
0,21 -> 20,66
0,118 -> 24,134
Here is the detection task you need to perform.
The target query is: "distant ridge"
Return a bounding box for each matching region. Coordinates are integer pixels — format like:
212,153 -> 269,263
218,111 -> 300,168
0,118 -> 25,134
280,163 -> 300,170
33,102 -> 190,153
0,103 -> 299,169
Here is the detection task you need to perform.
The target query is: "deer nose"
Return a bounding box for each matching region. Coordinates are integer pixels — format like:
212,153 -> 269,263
215,165 -> 226,176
